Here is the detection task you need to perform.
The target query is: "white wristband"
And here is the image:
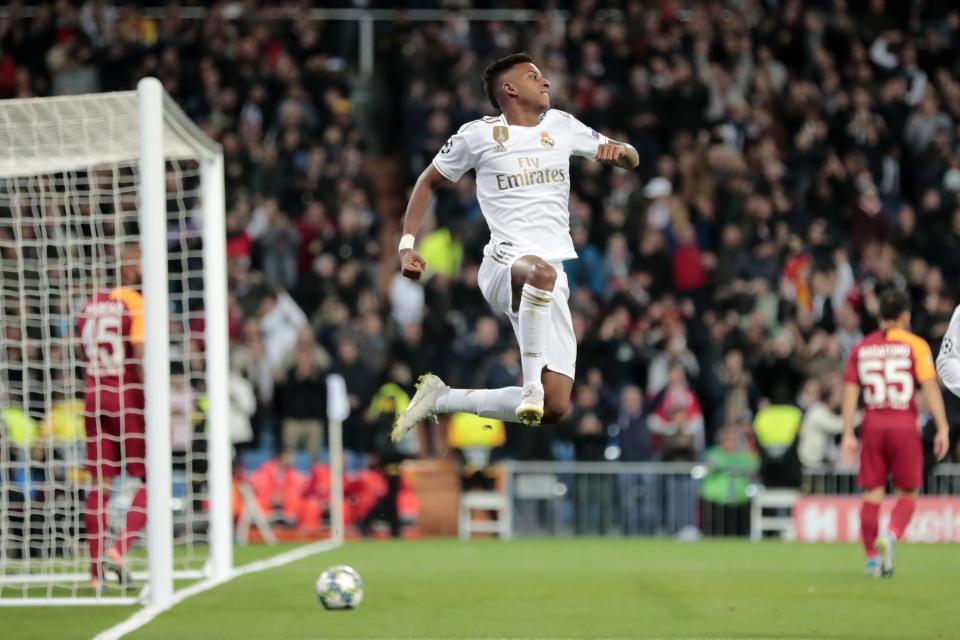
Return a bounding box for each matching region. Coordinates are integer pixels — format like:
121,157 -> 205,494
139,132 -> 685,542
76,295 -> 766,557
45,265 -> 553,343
398,233 -> 415,252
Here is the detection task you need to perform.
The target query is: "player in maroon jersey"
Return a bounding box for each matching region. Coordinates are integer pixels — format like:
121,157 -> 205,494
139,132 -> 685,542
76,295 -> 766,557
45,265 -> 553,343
77,244 -> 147,591
841,290 -> 950,578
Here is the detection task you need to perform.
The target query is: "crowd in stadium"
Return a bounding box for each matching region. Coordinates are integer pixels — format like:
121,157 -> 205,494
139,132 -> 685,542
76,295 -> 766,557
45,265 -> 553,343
3,1 -> 960,530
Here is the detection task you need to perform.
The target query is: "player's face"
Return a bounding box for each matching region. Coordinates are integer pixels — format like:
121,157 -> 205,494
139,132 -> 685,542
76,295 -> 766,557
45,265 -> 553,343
506,63 -> 551,111
120,245 -> 142,286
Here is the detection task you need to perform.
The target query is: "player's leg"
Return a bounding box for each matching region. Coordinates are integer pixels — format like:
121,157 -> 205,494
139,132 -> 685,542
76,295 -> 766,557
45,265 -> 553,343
510,255 -> 558,425
107,405 -> 147,589
874,486 -> 916,580
84,413 -> 118,590
391,373 -> 523,441
540,370 -> 572,425
888,488 -> 919,540
538,268 -> 575,425
860,488 -> 884,577
887,428 -> 923,541
392,252 -> 528,441
875,428 -> 924,578
392,366 -> 570,439
857,427 -> 885,576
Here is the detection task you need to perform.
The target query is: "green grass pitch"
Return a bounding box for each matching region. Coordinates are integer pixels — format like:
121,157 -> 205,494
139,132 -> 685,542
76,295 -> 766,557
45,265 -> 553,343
5,539 -> 958,640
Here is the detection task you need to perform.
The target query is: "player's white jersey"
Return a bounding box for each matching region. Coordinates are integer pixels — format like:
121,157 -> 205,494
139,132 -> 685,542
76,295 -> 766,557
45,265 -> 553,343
432,109 -> 608,262
937,303 -> 960,397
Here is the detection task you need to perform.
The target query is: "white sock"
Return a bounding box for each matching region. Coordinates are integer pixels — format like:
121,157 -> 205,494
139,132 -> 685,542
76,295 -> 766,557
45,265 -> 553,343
518,283 -> 554,389
435,387 -> 523,423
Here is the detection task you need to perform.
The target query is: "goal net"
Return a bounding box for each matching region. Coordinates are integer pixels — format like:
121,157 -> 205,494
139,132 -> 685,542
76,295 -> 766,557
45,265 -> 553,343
0,80 -> 231,606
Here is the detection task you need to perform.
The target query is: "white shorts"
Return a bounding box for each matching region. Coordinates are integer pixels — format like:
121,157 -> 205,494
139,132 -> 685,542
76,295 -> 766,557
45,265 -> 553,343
477,242 -> 577,380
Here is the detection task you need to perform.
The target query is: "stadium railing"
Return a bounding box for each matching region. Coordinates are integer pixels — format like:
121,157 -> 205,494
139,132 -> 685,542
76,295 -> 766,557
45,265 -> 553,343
501,461 -> 960,538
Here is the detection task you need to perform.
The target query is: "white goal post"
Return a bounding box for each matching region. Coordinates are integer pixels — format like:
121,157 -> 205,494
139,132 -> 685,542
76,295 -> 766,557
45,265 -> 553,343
0,78 -> 230,607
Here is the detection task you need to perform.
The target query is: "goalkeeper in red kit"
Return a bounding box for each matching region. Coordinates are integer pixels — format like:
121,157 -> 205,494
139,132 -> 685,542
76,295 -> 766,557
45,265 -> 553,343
841,289 -> 950,578
77,244 -> 147,591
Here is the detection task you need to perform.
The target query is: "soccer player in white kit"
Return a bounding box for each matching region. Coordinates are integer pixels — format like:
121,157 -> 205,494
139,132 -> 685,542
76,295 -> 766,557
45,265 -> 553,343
391,53 -> 639,442
937,303 -> 960,399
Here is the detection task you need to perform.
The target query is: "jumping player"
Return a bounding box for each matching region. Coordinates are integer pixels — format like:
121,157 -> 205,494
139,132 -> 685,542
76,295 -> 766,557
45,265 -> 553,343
390,52 -> 638,441
935,302 -> 960,398
841,289 -> 950,578
77,244 -> 147,591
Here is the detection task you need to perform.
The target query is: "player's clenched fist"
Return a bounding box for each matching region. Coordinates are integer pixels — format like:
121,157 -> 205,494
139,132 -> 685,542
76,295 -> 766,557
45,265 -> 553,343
840,432 -> 858,459
934,428 -> 949,461
400,248 -> 426,281
594,142 -> 627,165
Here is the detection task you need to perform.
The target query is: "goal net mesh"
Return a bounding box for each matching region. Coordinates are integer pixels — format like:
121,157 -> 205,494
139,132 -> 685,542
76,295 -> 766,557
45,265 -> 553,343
0,94 -> 213,600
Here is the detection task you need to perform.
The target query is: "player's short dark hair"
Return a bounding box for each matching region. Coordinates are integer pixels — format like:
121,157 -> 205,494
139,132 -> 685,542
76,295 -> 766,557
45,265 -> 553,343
879,289 -> 911,321
482,52 -> 534,112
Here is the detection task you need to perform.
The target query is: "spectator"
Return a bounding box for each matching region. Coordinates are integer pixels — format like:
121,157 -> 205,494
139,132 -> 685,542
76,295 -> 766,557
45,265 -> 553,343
798,378 -> 846,470
573,411 -> 611,534
671,224 -> 707,297
232,322 -> 278,451
170,363 -> 196,467
359,387 -> 413,538
617,385 -> 653,462
574,411 -> 606,463
700,426 -> 759,537
648,364 -> 705,462
710,348 -> 759,439
331,336 -> 376,466
276,347 -> 327,461
259,289 -> 308,374
754,404 -> 803,489
257,207 -> 300,291
228,363 -> 257,454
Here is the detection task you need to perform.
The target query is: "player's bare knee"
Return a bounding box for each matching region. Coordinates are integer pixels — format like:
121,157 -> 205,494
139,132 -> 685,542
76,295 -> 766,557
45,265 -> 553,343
541,397 -> 570,425
526,260 -> 557,291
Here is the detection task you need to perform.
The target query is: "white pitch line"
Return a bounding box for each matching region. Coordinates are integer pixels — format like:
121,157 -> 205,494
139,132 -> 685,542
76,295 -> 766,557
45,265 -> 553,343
92,539 -> 342,640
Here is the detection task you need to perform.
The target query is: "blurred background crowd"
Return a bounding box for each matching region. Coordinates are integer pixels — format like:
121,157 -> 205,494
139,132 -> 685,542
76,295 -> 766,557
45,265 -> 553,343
3,0 -> 960,518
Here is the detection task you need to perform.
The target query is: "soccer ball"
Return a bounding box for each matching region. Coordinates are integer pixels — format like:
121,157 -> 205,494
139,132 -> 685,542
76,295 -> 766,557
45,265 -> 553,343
315,565 -> 364,610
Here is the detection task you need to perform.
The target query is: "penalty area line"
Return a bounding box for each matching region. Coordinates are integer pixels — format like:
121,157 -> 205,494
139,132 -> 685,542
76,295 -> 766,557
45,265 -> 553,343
92,539 -> 343,640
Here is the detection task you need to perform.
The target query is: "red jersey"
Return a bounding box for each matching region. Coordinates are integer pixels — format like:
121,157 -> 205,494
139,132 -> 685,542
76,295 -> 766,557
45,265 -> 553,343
844,328 -> 936,430
78,287 -> 145,397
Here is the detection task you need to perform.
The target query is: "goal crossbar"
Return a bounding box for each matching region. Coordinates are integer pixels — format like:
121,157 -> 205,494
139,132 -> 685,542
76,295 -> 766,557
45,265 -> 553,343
0,89 -> 220,177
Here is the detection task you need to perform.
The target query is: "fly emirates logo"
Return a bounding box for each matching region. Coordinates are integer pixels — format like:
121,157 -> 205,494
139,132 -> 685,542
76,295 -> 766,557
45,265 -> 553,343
495,156 -> 566,191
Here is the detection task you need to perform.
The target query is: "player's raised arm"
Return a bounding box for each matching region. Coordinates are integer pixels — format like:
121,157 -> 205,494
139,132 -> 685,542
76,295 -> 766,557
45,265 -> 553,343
398,164 -> 448,281
566,111 -> 638,170
595,139 -> 639,170
400,122 -> 478,281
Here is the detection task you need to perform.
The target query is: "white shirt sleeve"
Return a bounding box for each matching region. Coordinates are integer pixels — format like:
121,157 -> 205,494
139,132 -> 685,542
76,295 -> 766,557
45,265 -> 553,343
431,128 -> 477,182
936,304 -> 960,398
568,114 -> 609,159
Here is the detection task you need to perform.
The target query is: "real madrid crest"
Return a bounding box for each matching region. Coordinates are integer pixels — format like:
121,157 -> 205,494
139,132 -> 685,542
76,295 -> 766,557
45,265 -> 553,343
540,131 -> 555,148
493,126 -> 509,152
